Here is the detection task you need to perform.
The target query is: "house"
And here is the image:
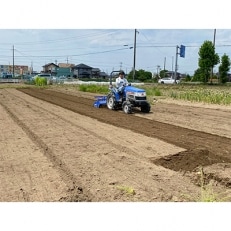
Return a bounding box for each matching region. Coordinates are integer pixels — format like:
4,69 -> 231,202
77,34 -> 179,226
72,63 -> 93,78
92,68 -> 101,78
42,63 -> 59,75
56,63 -> 75,77
41,62 -> 108,79
99,71 -> 108,79
91,68 -> 108,79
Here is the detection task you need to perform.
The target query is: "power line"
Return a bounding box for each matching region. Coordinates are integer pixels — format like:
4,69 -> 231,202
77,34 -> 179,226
11,47 -> 133,58
0,30 -> 120,46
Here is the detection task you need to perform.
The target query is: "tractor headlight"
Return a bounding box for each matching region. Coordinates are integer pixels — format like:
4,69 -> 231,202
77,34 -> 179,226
135,92 -> 146,97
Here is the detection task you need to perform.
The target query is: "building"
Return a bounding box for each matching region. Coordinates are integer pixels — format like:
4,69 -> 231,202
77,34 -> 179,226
72,63 -> 93,78
0,64 -> 29,76
56,63 -> 75,77
99,71 -> 108,79
42,63 -> 59,75
42,62 -> 107,79
92,68 -> 101,78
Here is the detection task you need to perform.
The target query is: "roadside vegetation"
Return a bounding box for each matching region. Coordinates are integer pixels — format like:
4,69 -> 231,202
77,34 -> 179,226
34,77 -> 48,86
144,84 -> 231,105
78,84 -> 109,94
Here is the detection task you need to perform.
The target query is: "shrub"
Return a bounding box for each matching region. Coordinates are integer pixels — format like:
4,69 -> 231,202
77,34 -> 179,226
35,77 -> 47,86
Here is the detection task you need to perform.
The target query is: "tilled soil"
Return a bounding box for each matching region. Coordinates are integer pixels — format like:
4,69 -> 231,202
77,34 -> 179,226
1,87 -> 231,201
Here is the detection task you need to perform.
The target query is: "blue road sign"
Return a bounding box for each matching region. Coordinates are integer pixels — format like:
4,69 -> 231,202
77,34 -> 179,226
180,45 -> 185,58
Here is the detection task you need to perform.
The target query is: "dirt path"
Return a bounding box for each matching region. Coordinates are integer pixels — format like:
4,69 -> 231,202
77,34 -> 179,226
0,87 -> 231,201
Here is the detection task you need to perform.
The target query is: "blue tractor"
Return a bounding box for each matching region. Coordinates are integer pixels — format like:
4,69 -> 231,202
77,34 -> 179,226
106,71 -> 151,114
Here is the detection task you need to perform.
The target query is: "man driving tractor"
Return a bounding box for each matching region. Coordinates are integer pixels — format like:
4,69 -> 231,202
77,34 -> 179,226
115,71 -> 129,94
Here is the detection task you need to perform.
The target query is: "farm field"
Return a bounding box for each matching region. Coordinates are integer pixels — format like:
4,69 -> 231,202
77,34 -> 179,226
0,86 -> 231,202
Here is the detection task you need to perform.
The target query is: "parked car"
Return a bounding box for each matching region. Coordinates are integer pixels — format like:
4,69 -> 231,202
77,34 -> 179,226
158,77 -> 180,84
57,76 -> 67,84
2,73 -> 13,78
51,76 -> 57,83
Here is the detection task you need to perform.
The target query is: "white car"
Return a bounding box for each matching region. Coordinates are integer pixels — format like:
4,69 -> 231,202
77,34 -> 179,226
158,77 -> 180,84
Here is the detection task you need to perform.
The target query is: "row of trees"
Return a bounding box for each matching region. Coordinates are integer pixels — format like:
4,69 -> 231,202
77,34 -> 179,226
193,40 -> 230,84
126,69 -> 152,82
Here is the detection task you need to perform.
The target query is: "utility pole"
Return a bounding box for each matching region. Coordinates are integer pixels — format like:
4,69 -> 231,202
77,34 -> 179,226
132,29 -> 138,81
157,65 -> 160,78
163,57 -> 166,78
213,29 -> 216,46
172,56 -> 174,77
13,45 -> 15,77
30,61 -> 33,75
211,29 -> 216,83
174,44 -> 185,82
174,45 -> 179,83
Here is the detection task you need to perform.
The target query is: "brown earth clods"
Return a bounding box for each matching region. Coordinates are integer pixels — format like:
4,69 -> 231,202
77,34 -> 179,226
0,87 -> 231,202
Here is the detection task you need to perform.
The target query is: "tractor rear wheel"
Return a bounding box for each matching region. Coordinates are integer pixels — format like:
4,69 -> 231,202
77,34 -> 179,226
122,101 -> 132,114
107,94 -> 116,110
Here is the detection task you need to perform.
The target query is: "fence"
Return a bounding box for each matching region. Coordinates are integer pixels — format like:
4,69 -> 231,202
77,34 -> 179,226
0,79 -> 22,83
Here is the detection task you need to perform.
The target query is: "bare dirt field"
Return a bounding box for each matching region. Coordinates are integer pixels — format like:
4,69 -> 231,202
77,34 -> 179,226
1,86 -> 231,202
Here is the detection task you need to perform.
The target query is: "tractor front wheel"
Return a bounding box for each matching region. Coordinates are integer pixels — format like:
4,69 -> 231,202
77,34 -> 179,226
141,103 -> 151,113
122,101 -> 132,114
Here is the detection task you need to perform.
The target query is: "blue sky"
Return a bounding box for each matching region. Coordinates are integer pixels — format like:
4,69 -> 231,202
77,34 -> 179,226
0,1 -> 230,76
1,29 -> 231,75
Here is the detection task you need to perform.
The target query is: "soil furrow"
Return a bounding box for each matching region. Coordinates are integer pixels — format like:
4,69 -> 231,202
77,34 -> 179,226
18,88 -> 231,164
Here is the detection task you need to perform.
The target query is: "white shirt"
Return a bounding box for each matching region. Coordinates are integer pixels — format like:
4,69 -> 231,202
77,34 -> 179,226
116,77 -> 128,88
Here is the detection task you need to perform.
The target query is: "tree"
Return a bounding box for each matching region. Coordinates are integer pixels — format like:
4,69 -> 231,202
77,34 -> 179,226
192,68 -> 203,82
185,74 -> 191,82
218,54 -> 230,84
159,69 -> 168,78
127,69 -> 152,82
198,40 -> 220,83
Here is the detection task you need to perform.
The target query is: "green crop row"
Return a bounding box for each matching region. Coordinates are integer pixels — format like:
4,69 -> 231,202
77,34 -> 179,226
143,85 -> 231,105
168,88 -> 231,105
